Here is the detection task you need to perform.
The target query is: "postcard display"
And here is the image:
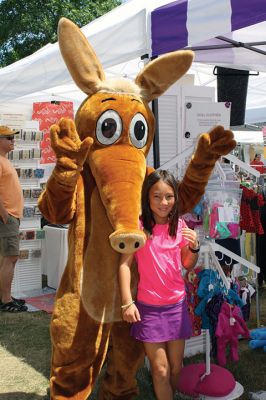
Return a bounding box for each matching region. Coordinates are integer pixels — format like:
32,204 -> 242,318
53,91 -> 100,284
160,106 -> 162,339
2,115 -> 47,295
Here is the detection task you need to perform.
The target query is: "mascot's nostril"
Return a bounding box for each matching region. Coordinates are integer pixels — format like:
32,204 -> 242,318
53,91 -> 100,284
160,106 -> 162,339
135,242 -> 140,249
119,242 -> 125,249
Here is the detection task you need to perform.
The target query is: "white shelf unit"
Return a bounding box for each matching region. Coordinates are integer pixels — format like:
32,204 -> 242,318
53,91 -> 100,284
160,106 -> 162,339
9,128 -> 46,296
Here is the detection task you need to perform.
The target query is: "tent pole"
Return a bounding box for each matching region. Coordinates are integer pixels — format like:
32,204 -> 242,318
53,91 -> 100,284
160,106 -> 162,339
152,99 -> 160,168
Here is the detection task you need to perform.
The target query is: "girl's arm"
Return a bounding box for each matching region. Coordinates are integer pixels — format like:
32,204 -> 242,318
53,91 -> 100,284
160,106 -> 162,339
118,253 -> 141,323
119,253 -> 134,306
181,227 -> 199,270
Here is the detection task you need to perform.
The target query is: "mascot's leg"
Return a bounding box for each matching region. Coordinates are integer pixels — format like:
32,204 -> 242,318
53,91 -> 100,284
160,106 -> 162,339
50,295 -> 112,400
98,321 -> 145,400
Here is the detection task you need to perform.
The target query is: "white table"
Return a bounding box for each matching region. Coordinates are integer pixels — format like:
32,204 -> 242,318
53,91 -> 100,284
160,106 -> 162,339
42,225 -> 68,289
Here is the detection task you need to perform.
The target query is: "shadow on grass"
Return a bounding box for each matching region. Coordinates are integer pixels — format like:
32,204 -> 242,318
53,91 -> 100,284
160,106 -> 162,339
0,393 -> 49,400
0,311 -> 51,379
0,290 -> 265,400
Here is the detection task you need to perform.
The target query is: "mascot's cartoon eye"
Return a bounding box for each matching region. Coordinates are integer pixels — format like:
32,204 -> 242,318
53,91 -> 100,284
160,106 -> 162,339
129,113 -> 148,149
96,110 -> 122,145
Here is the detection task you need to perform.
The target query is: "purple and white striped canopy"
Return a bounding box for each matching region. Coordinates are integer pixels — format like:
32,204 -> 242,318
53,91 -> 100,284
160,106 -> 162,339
151,0 -> 266,57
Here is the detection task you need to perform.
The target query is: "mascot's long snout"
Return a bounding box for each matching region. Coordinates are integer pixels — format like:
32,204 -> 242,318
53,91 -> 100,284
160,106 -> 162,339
89,145 -> 147,254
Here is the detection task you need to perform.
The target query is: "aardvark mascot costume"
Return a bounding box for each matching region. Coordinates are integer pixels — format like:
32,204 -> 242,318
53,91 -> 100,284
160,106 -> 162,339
38,18 -> 236,400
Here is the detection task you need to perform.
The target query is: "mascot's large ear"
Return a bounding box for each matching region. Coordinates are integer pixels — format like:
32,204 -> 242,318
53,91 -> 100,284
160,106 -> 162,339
58,17 -> 106,95
135,50 -> 194,102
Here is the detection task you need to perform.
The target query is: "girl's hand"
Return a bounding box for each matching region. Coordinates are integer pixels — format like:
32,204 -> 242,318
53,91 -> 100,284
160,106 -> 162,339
122,304 -> 141,323
181,228 -> 199,249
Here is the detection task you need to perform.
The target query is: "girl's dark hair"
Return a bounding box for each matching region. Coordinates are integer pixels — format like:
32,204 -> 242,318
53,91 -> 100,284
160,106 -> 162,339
141,170 -> 179,238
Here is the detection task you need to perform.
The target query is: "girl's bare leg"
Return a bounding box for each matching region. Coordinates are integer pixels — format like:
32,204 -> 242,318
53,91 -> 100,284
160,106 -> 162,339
144,342 -> 173,400
166,339 -> 185,393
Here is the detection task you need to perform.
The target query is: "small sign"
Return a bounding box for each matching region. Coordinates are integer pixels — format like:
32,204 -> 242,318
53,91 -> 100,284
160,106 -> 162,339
184,101 -> 231,149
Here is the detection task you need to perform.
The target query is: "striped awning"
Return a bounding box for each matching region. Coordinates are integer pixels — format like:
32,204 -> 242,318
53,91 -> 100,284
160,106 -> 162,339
151,0 -> 266,57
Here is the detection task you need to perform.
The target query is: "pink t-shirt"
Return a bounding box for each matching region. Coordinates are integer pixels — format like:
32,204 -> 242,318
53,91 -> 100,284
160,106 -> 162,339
135,218 -> 189,306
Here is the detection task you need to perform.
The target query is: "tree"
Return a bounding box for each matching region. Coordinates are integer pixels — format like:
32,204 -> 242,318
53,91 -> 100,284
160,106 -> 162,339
0,0 -> 121,67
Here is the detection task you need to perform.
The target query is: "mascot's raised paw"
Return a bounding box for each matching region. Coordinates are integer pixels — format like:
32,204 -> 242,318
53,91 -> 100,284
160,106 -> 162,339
208,125 -> 236,156
195,125 -> 236,162
178,125 -> 236,213
50,117 -> 93,171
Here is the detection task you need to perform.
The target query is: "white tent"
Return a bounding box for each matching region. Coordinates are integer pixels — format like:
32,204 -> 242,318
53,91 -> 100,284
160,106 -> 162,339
0,0 -> 265,121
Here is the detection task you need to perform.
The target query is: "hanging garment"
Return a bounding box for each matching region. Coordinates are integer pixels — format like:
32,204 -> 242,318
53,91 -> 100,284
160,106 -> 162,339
184,267 -> 202,337
205,293 -> 225,357
195,269 -> 243,330
256,193 -> 266,287
240,186 -> 265,234
215,303 -> 250,366
239,286 -> 251,321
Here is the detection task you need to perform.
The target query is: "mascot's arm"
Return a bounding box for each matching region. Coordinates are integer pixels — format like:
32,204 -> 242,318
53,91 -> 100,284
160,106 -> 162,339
178,126 -> 236,214
38,118 -> 93,224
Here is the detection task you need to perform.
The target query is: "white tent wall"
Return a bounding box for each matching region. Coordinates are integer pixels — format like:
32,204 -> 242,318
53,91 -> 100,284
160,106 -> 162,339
0,0 -> 265,104
1,61 -> 264,125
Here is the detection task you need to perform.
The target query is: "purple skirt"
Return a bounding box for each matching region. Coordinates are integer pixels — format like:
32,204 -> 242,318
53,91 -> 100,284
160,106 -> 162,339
130,297 -> 192,343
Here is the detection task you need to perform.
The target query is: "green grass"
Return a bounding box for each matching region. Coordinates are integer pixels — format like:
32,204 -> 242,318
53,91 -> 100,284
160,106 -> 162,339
0,312 -> 51,399
0,289 -> 265,399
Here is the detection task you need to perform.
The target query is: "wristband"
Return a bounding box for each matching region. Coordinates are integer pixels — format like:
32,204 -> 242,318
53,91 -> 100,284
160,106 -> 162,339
189,241 -> 200,253
121,300 -> 135,310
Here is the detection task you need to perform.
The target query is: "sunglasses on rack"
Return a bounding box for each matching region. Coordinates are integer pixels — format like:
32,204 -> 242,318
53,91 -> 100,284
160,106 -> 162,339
0,135 -> 15,141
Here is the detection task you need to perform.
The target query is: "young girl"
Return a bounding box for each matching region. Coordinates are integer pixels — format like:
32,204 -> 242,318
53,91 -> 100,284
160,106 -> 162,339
118,170 -> 200,400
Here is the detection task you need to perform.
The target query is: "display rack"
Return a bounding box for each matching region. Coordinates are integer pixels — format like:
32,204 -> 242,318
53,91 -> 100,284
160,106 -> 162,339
9,127 -> 47,295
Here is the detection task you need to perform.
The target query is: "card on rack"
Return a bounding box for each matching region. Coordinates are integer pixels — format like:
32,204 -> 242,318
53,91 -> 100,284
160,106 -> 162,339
34,168 -> 45,178
25,230 -> 36,240
23,206 -> 34,218
31,148 -> 41,159
19,231 -> 27,240
19,249 -> 29,259
36,229 -> 45,239
35,131 -> 43,141
34,205 -> 42,216
31,249 -> 42,258
23,150 -> 31,160
23,189 -> 31,199
12,150 -> 20,161
24,131 -> 32,141
31,189 -> 42,199
28,168 -> 34,178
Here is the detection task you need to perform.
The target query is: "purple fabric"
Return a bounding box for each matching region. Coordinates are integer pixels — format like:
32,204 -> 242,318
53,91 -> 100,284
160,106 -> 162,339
151,0 -> 188,57
231,0 -> 266,31
130,298 -> 192,342
151,0 -> 266,57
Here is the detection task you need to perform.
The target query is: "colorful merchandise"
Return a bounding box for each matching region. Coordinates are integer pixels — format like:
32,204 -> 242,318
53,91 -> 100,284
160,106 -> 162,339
215,303 -> 250,366
184,267 -> 202,336
203,188 -> 242,239
249,327 -> 266,351
240,185 -> 265,234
